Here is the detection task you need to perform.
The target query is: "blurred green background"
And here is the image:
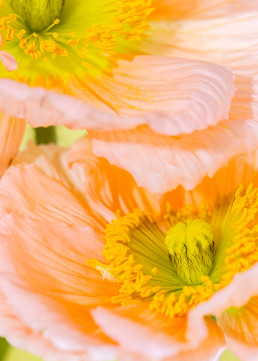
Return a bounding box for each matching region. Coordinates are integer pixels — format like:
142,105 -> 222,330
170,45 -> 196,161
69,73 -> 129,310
0,126 -> 240,361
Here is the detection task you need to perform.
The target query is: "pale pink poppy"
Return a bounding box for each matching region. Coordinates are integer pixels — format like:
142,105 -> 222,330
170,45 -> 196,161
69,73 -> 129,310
1,1 -> 255,193
0,138 -> 257,361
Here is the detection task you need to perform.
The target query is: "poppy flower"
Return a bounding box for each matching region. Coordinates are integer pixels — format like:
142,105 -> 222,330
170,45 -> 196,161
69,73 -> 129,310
0,137 -> 257,361
0,0 -> 251,193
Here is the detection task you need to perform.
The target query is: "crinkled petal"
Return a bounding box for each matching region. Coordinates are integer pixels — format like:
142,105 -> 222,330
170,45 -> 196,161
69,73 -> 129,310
0,113 -> 25,178
144,13 -> 258,124
92,304 -> 225,360
0,56 -> 235,136
89,119 -> 258,194
75,56 -> 235,136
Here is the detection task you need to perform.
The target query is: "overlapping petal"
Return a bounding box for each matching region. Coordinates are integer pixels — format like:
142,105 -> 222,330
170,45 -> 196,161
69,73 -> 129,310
92,305 -> 225,361
144,12 -> 258,124
87,119 -> 258,194
0,56 -> 235,137
86,9 -> 258,193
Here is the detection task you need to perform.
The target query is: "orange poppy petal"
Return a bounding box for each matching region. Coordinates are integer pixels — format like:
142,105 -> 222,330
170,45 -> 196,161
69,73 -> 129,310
0,56 -> 235,136
218,297 -> 258,359
0,164 -> 91,225
150,0 -> 258,20
0,213 -> 118,306
68,135 -> 161,221
88,119 -> 258,193
0,213 -> 119,346
0,113 -> 25,178
193,152 -> 258,204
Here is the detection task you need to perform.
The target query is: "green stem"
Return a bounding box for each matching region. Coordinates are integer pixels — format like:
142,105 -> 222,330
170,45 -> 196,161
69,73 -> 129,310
35,126 -> 56,145
0,338 -> 9,360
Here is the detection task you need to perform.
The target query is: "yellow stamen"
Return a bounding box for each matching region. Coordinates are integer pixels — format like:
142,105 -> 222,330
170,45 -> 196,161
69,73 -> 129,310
165,219 -> 215,285
222,184 -> 258,284
88,209 -> 218,318
44,18 -> 60,32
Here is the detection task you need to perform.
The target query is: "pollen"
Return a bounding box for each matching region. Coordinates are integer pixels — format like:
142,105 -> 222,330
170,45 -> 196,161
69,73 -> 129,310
165,219 -> 215,285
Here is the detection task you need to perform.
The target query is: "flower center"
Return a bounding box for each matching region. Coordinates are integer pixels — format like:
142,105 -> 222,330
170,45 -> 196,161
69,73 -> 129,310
88,184 -> 258,319
0,0 -> 153,84
165,219 -> 214,285
10,0 -> 64,32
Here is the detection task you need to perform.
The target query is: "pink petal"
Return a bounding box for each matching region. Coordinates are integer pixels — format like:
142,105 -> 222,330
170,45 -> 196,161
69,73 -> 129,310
0,56 -> 235,136
146,12 -> 258,64
226,337 -> 258,361
0,51 -> 17,72
89,119 -> 258,194
0,291 -> 85,361
92,304 -> 225,360
0,290 -> 117,361
144,13 -> 258,124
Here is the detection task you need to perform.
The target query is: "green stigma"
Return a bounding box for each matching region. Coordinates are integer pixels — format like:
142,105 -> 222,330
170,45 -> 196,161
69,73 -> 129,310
165,219 -> 215,285
10,0 -> 65,32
